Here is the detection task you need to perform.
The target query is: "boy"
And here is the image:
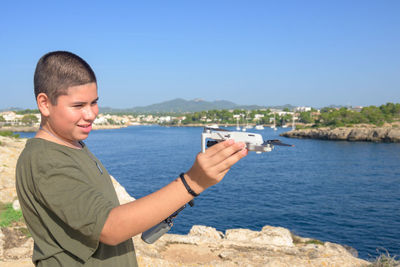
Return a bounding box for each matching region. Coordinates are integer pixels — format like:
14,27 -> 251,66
16,51 -> 248,266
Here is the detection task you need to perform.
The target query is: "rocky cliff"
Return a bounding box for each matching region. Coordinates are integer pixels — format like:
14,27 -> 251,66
0,136 -> 370,266
281,126 -> 400,142
0,136 -> 26,203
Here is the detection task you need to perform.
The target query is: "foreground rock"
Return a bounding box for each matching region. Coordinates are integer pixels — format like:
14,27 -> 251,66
281,126 -> 400,142
2,224 -> 369,267
132,225 -> 369,267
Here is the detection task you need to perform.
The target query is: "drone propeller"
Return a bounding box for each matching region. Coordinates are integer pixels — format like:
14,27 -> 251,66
264,140 -> 294,147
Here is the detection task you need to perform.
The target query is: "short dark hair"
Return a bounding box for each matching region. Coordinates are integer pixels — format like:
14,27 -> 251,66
34,51 -> 97,105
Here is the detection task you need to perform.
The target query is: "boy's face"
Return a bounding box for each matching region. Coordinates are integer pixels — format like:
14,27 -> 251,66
47,82 -> 99,143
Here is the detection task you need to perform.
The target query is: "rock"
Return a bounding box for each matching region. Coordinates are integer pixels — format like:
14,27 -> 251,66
0,136 -> 26,203
0,229 -> 4,259
189,225 -> 224,240
225,226 -> 294,247
262,225 -> 294,247
0,226 -> 34,266
160,225 -> 224,245
131,225 -> 369,267
342,244 -> 359,258
110,175 -> 135,204
0,259 -> 33,267
387,128 -> 400,141
281,126 -> 400,142
328,128 -> 350,140
3,238 -> 34,260
348,128 -> 368,141
12,200 -> 20,211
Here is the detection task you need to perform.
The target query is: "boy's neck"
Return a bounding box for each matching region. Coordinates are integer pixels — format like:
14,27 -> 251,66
37,125 -> 82,149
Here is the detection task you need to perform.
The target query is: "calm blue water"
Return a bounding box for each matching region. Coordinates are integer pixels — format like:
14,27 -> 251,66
18,126 -> 400,259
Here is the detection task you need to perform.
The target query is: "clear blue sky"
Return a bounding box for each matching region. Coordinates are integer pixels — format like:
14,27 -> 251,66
1,0 -> 399,109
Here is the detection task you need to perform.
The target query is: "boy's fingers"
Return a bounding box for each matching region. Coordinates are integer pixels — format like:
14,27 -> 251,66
215,148 -> 248,174
204,139 -> 235,158
207,141 -> 246,167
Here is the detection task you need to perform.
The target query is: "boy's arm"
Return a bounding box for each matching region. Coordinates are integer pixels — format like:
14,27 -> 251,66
100,139 -> 247,246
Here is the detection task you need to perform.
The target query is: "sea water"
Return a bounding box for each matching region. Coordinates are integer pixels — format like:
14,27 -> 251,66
17,126 -> 400,259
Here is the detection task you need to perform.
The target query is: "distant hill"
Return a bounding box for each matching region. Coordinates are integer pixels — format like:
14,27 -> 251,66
1,100 -> 297,114
133,98 -> 239,113
0,107 -> 24,112
99,98 -> 277,113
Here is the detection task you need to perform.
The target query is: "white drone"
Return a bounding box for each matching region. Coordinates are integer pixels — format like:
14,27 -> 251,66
201,127 -> 293,153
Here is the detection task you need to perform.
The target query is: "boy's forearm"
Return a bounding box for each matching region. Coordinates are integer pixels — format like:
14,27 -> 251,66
100,176 -> 197,245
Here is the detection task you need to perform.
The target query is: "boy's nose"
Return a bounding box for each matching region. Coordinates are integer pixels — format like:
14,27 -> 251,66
82,106 -> 97,121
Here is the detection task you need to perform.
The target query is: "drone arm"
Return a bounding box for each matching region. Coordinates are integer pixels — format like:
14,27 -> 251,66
201,133 -> 211,153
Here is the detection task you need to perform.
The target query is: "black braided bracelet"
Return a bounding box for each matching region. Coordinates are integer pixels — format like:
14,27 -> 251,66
179,173 -> 199,197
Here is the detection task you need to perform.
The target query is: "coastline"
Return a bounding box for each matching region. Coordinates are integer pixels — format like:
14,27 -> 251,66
281,125 -> 400,142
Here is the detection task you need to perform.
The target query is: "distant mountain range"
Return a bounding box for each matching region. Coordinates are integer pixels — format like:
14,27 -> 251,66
99,98 -> 296,113
0,99 -> 297,114
0,107 -> 24,112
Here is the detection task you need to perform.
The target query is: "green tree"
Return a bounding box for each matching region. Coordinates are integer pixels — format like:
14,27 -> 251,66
361,106 -> 385,126
299,112 -> 314,124
280,113 -> 293,126
21,114 -> 39,125
16,109 -> 39,115
379,102 -> 400,122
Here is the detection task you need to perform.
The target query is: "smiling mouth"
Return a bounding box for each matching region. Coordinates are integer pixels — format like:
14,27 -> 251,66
78,124 -> 92,128
78,124 -> 93,131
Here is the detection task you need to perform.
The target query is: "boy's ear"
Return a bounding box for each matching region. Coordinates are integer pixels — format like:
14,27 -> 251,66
36,93 -> 51,117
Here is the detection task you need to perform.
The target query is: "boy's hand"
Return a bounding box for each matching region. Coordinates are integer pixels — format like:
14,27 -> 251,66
101,140 -> 247,244
185,139 -> 248,194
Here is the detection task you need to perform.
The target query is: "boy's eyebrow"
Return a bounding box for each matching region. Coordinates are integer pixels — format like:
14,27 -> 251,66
72,97 -> 99,105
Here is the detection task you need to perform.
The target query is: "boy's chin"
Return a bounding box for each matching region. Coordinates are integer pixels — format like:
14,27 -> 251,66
74,132 -> 91,141
80,133 -> 90,139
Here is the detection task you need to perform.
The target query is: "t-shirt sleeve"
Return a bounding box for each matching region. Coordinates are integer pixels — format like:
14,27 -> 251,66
34,152 -> 116,262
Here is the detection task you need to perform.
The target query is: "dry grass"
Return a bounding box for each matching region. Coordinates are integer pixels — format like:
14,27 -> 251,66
368,250 -> 399,267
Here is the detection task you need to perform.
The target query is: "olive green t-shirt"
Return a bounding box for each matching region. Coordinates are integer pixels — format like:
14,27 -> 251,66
15,138 -> 138,267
